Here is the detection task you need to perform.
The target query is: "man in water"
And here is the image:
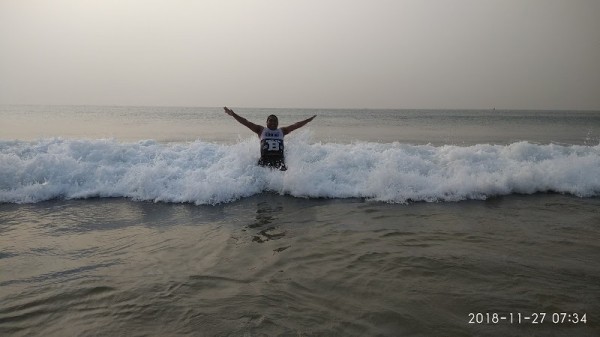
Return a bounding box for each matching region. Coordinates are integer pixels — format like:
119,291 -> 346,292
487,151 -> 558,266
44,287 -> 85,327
223,107 -> 316,171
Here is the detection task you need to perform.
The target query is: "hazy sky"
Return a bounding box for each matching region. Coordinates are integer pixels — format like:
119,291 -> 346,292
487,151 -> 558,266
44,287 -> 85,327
1,0 -> 599,109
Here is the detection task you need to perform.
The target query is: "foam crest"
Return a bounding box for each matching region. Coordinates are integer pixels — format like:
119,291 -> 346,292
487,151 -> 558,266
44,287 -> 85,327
1,135 -> 599,204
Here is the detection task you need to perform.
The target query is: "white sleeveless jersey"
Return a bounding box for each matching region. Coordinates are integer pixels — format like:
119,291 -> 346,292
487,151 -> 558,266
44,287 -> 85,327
259,128 -> 284,158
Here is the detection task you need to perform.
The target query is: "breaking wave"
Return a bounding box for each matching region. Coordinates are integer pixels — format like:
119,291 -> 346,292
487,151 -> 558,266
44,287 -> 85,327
1,133 -> 599,204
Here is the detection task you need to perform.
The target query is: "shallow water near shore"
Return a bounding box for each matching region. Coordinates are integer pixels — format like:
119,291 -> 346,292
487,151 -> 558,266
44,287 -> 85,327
1,106 -> 599,336
1,193 -> 599,336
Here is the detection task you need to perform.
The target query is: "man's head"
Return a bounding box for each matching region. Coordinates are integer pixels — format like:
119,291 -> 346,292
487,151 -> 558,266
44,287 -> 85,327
266,115 -> 278,130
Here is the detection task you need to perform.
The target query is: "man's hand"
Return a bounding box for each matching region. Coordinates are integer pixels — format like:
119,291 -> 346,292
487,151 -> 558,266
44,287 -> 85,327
222,107 -> 263,135
223,106 -> 234,116
281,115 -> 317,135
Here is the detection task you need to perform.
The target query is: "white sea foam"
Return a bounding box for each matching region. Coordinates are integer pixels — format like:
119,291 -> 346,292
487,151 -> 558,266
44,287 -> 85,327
1,133 -> 599,204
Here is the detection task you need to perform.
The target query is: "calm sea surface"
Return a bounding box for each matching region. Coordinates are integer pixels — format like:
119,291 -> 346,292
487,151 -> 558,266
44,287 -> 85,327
1,106 -> 599,336
2,105 -> 599,145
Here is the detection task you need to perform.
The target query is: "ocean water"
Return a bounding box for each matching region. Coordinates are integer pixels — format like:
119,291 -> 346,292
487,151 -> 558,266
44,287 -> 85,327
1,106 -> 599,336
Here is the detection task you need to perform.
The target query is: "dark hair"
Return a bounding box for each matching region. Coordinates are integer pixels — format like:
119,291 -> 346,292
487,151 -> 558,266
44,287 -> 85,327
267,114 -> 278,121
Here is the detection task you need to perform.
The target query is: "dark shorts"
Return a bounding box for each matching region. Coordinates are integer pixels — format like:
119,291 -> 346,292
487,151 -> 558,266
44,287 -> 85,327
258,157 -> 287,171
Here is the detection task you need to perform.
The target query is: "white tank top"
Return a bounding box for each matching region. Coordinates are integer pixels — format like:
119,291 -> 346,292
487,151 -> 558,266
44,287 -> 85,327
259,128 -> 284,158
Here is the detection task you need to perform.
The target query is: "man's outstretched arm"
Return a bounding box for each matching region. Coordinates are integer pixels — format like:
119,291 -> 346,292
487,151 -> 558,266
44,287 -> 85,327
281,115 -> 316,135
223,107 -> 263,135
